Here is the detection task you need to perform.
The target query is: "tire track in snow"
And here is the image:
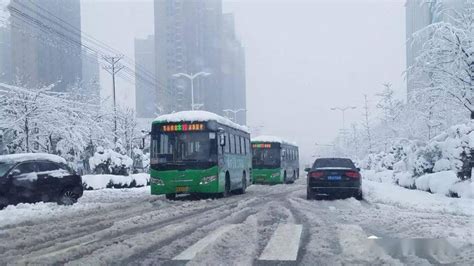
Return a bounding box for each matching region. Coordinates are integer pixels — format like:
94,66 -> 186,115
3,196 -> 260,265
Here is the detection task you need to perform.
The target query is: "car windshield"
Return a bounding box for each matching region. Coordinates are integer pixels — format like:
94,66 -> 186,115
312,158 -> 356,169
150,132 -> 217,164
0,162 -> 14,177
252,148 -> 281,168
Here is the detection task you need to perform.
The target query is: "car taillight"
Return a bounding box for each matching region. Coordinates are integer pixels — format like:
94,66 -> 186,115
309,171 -> 324,180
345,171 -> 361,179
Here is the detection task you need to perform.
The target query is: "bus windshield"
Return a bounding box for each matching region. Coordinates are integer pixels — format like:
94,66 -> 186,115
151,132 -> 218,164
252,147 -> 281,169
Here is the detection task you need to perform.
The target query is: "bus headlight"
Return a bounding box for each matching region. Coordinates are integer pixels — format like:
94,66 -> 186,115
151,177 -> 165,186
271,172 -> 280,178
200,175 -> 218,185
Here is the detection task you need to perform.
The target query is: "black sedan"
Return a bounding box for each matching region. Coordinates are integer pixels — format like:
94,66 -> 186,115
305,158 -> 362,200
0,153 -> 83,209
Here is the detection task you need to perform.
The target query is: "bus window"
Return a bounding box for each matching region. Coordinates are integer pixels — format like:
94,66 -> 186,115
230,134 -> 235,154
240,137 -> 244,155
245,139 -> 252,153
226,133 -> 231,153
233,135 -> 237,154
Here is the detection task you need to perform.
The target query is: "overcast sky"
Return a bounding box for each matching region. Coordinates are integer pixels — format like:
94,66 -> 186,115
81,0 -> 406,164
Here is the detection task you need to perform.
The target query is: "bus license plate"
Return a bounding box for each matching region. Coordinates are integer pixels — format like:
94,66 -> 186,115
328,176 -> 341,180
176,186 -> 189,193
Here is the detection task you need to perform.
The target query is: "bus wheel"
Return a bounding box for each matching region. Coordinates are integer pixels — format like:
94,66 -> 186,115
223,173 -> 231,197
237,172 -> 247,194
165,194 -> 176,200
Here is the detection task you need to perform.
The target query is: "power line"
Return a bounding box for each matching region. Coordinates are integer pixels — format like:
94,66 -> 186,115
8,1 -> 166,90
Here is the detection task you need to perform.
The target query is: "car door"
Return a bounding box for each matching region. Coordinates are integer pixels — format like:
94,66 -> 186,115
10,161 -> 39,203
36,160 -> 68,202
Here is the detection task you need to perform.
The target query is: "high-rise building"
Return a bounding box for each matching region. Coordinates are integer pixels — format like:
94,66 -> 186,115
0,25 -> 12,84
154,0 -> 224,115
8,0 -> 82,91
135,35 -> 157,118
222,13 -> 246,125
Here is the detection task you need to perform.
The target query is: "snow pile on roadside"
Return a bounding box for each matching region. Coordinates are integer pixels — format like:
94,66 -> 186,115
362,180 -> 474,216
82,173 -> 149,190
360,122 -> 473,198
415,171 -> 459,195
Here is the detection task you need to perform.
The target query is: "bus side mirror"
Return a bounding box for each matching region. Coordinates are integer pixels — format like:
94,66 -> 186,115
219,134 -> 226,146
140,138 -> 145,149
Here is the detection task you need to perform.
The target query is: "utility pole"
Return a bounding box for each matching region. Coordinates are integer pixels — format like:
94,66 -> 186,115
223,108 -> 247,123
103,55 -> 124,144
172,72 -> 211,110
363,95 -> 373,152
331,106 -> 357,146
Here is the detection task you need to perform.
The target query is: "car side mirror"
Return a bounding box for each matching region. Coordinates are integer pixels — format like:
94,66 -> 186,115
304,168 -> 311,172
356,167 -> 361,172
219,134 -> 226,146
8,169 -> 20,178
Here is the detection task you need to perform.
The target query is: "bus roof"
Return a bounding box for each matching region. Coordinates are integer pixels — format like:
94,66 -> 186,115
252,135 -> 297,146
153,110 -> 250,133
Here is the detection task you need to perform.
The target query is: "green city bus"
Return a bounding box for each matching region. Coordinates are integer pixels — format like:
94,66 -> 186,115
252,136 -> 299,184
150,111 -> 252,199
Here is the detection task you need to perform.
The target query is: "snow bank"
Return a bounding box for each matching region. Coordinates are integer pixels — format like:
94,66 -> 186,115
154,110 -> 249,133
252,135 -> 297,146
361,122 -> 473,198
362,180 -> 474,216
82,173 -> 149,190
0,153 -> 67,164
415,171 -> 459,196
362,169 -> 394,184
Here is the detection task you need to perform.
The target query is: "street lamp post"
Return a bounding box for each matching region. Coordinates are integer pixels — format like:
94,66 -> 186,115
223,108 -> 247,122
331,106 -> 357,144
172,72 -> 211,111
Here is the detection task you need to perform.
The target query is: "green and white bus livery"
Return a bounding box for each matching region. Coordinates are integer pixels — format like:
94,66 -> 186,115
252,136 -> 299,184
150,111 -> 252,199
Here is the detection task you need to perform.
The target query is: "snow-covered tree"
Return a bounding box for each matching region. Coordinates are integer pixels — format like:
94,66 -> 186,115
0,0 -> 9,25
409,1 -> 474,119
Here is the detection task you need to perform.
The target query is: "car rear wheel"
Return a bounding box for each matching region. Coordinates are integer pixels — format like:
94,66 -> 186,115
57,188 -> 80,206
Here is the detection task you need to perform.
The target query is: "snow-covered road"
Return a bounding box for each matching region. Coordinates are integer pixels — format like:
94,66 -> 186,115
0,179 -> 472,265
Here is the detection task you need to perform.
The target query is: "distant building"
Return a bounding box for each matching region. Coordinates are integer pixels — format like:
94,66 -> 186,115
221,13 -> 246,125
8,0 -> 82,91
405,0 -> 467,100
154,0 -> 224,115
0,25 -> 12,84
135,35 -> 157,118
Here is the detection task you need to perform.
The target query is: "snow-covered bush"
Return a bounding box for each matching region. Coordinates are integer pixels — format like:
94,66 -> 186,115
82,173 -> 149,190
361,122 -> 473,198
132,148 -> 149,173
89,147 -> 133,176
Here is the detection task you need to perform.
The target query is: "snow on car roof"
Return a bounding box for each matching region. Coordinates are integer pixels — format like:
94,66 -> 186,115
0,153 -> 67,164
154,110 -> 249,133
252,135 -> 297,146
